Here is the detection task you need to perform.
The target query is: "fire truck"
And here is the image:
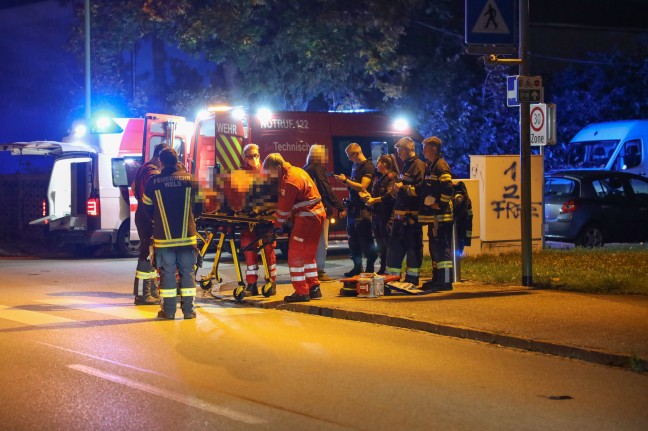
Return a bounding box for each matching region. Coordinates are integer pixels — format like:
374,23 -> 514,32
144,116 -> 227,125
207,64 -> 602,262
5,114 -> 193,257
161,107 -> 422,246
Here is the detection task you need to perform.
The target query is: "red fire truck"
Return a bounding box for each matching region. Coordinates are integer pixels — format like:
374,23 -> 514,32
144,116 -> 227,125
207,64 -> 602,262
169,107 -> 422,244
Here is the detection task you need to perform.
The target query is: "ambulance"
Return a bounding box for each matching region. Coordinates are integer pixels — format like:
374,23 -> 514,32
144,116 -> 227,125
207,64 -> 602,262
6,114 -> 193,256
172,107 -> 423,244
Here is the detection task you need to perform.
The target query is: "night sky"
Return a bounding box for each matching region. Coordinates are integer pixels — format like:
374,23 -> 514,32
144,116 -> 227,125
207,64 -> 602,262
0,0 -> 646,144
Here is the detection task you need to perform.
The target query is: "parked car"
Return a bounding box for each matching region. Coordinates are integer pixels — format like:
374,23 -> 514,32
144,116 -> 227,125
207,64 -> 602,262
544,170 -> 648,247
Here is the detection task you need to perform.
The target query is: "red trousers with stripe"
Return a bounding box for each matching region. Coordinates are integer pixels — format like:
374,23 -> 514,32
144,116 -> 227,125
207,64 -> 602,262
241,230 -> 277,285
288,214 -> 325,295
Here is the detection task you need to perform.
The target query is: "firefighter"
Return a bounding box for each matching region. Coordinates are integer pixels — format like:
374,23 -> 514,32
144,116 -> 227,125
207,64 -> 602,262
385,137 -> 426,286
362,154 -> 399,275
131,143 -> 168,305
419,136 -> 454,291
262,153 -> 326,302
239,144 -> 277,296
333,143 -> 377,280
142,147 -> 198,319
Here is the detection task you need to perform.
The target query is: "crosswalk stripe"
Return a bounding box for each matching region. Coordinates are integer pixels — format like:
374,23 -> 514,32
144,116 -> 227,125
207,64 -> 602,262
0,299 -> 266,327
33,299 -> 159,319
0,304 -> 74,326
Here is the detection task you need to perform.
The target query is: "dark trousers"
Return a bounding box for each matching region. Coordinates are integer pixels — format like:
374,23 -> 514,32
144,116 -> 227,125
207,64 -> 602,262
428,222 -> 453,281
347,215 -> 377,269
135,207 -> 153,260
371,215 -> 390,270
386,219 -> 422,279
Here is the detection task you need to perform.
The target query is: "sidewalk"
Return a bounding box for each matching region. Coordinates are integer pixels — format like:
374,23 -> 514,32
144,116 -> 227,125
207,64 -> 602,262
197,258 -> 648,372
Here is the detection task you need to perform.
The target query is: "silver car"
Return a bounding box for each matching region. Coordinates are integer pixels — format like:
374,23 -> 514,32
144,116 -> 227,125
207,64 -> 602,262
544,170 -> 648,247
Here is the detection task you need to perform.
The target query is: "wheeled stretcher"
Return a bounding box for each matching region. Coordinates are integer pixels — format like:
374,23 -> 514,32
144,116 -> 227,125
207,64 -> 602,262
195,209 -> 277,303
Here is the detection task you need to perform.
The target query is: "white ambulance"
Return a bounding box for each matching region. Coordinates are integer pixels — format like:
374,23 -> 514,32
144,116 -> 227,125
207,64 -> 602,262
5,114 -> 192,256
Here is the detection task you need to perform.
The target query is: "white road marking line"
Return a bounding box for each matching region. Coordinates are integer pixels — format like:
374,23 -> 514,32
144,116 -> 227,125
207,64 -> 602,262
69,364 -> 265,425
0,304 -> 74,326
38,342 -> 171,379
34,298 -> 159,319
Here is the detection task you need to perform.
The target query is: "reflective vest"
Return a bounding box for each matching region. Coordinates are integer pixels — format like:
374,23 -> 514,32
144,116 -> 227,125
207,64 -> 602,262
275,162 -> 326,227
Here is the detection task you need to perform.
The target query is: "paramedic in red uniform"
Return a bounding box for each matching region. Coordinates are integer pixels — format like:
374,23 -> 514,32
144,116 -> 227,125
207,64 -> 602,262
131,143 -> 168,305
142,147 -> 198,319
262,153 -> 326,302
239,143 -> 277,296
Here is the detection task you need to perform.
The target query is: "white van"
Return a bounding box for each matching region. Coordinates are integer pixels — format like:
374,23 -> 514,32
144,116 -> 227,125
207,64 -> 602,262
566,120 -> 647,176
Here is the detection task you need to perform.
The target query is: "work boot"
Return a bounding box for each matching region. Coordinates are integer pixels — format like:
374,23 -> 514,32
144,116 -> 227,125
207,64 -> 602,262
404,275 -> 419,287
317,271 -> 334,282
183,311 -> 197,319
284,292 -> 311,303
421,280 -> 440,292
309,284 -> 322,299
344,266 -> 362,278
244,283 -> 259,296
134,295 -> 161,305
157,310 -> 175,320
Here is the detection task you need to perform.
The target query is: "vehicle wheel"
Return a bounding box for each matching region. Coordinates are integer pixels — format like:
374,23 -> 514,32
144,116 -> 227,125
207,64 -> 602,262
234,284 -> 246,303
199,278 -> 213,290
116,220 -> 141,258
576,224 -> 604,248
262,281 -> 276,297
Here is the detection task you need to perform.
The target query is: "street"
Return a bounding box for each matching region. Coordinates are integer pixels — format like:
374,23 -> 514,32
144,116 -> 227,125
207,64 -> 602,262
0,257 -> 647,430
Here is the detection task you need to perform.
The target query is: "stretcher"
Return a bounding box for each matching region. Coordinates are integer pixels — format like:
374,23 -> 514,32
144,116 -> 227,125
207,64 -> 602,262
195,209 -> 277,303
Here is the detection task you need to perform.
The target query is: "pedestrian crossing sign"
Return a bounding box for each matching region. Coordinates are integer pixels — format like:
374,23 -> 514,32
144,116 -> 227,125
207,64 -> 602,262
465,0 -> 515,45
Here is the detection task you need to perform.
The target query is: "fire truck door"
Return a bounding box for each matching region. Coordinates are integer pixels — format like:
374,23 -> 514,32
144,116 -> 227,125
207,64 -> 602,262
143,114 -> 189,165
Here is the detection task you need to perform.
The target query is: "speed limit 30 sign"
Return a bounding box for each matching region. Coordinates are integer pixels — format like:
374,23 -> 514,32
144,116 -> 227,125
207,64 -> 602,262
530,103 -> 547,146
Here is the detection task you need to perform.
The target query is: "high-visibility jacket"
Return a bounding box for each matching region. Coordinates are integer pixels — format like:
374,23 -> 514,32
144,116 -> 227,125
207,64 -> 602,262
142,165 -> 197,248
275,162 -> 326,227
419,155 -> 453,224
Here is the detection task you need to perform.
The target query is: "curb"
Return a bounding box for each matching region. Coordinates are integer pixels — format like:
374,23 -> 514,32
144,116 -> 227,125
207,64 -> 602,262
196,296 -> 647,373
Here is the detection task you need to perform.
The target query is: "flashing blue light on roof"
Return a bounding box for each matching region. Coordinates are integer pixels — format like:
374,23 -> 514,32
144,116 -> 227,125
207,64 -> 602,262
73,124 -> 88,137
328,109 -> 379,113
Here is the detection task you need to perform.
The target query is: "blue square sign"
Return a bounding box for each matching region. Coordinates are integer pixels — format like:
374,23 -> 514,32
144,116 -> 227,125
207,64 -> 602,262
507,75 -> 519,107
465,0 -> 515,45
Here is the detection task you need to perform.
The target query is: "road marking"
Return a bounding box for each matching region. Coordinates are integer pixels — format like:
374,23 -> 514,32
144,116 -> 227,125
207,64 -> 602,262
34,299 -> 159,319
0,299 -> 264,327
69,364 -> 266,425
38,342 -> 172,379
0,304 -> 74,326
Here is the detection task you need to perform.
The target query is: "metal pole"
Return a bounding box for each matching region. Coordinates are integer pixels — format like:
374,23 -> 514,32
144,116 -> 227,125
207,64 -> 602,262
84,0 -> 91,122
452,221 -> 461,283
519,0 -> 533,286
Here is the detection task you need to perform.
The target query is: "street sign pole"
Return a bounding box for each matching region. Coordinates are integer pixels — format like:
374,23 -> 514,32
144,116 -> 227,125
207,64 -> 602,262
519,0 -> 533,287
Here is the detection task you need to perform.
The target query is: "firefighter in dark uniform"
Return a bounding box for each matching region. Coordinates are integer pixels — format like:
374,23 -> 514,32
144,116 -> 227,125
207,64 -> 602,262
334,143 -> 377,280
362,154 -> 399,275
142,147 -> 198,319
420,136 -> 454,291
131,143 -> 168,305
385,137 -> 426,286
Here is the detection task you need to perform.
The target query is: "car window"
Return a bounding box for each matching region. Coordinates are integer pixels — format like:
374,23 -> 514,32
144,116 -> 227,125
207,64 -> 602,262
592,177 -> 626,198
544,177 -> 576,198
629,177 -> 648,201
611,139 -> 642,171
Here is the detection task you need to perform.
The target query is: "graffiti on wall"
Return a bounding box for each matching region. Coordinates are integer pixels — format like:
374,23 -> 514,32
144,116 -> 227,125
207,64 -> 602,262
490,161 -> 541,219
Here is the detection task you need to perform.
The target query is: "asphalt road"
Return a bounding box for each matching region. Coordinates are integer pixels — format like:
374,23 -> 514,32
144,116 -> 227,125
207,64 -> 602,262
0,257 -> 647,430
